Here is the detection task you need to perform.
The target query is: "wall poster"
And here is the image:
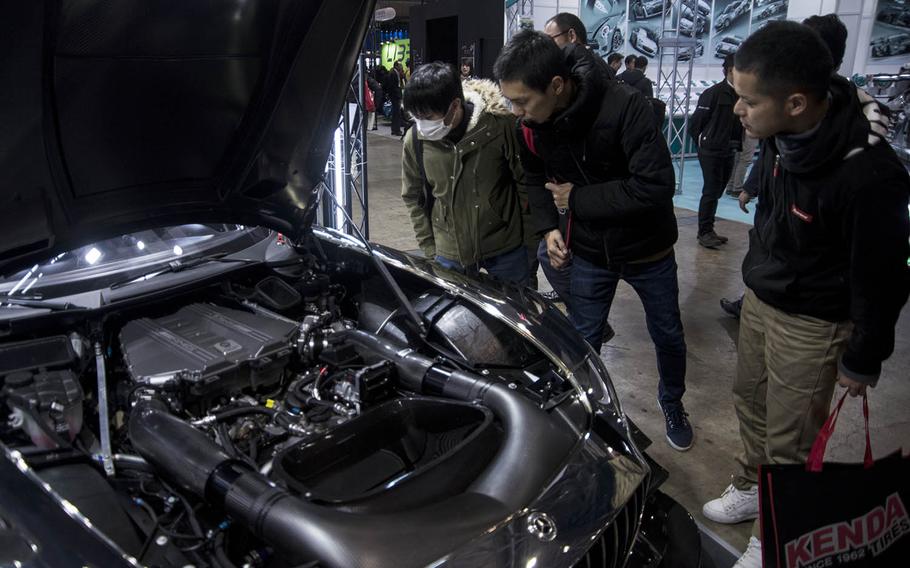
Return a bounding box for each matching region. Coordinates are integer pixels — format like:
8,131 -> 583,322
579,1 -> 722,65
710,0 -> 751,62
750,0 -> 788,33
675,0 -> 712,64
869,0 -> 910,63
580,0 -> 629,60
577,0 -> 792,67
627,0 -> 668,61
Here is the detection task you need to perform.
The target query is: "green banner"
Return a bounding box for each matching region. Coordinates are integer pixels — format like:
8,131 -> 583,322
381,39 -> 410,70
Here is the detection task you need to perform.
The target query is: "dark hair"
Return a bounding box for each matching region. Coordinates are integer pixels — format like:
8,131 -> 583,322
803,14 -> 848,71
624,54 -> 636,66
494,30 -> 568,92
547,12 -> 588,44
635,55 -> 648,69
723,53 -> 735,75
403,62 -> 464,117
607,53 -> 623,65
734,20 -> 833,101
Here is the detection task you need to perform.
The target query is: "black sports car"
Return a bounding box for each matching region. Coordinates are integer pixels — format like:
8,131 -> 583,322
0,1 -> 704,567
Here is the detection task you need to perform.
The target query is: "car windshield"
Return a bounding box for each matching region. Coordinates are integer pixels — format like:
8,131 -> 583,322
0,224 -> 271,300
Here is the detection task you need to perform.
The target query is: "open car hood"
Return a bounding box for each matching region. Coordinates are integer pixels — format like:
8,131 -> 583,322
0,0 -> 374,276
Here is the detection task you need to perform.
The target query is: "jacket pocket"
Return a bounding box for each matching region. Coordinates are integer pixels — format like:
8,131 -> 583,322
479,193 -> 511,240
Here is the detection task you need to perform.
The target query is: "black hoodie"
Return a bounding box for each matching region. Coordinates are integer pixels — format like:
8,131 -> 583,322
744,75 -> 910,384
617,68 -> 653,98
519,44 -> 677,265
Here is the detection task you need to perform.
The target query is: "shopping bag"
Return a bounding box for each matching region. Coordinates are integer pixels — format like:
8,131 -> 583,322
758,392 -> 910,567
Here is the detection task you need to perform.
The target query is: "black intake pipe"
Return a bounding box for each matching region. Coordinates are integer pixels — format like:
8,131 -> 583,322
129,330 -> 577,568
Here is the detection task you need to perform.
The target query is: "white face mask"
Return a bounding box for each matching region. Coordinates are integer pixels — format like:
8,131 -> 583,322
415,117 -> 451,141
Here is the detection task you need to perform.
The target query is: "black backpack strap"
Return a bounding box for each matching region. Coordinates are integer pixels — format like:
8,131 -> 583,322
414,135 -> 434,216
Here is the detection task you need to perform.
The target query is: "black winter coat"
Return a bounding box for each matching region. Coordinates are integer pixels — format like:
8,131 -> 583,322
744,76 -> 910,383
520,45 -> 677,265
617,68 -> 653,98
689,80 -> 742,157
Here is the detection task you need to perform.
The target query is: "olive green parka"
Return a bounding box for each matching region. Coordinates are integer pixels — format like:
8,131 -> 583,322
401,79 -> 527,264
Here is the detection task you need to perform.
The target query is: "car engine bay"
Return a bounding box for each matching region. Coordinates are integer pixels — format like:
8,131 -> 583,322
0,238 -> 593,568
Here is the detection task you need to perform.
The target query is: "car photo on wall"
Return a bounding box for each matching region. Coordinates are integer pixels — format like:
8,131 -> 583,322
870,0 -> 910,61
680,15 -> 707,37
714,34 -> 743,58
872,32 -> 910,58
753,0 -> 787,22
630,25 -> 660,57
678,40 -> 705,61
714,0 -> 750,32
630,0 -> 671,21
877,5 -> 910,29
679,0 -> 711,22
585,0 -> 627,57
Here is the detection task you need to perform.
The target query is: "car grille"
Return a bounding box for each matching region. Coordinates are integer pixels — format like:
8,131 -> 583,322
572,481 -> 648,568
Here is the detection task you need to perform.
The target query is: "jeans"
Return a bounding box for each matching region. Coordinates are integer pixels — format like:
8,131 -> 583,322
697,152 -> 735,236
537,239 -> 573,308
570,252 -> 687,406
435,245 -> 530,287
390,97 -> 403,134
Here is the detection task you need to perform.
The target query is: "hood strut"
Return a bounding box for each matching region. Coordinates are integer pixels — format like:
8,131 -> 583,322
319,184 -> 428,338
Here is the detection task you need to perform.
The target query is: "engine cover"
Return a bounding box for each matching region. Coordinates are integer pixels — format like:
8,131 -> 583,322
120,304 -> 298,400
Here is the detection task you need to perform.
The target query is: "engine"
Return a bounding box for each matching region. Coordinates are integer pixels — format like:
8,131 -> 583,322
0,260 -> 579,568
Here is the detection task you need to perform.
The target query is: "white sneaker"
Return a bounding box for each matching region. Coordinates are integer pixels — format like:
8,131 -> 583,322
702,483 -> 759,524
733,536 -> 762,568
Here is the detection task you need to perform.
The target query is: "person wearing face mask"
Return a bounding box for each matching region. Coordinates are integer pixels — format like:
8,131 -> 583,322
400,62 -> 530,286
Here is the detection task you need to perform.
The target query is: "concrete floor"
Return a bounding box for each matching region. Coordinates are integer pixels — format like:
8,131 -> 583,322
360,124 -> 910,553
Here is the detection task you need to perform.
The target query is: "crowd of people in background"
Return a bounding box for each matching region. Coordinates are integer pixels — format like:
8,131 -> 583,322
376,14 -> 909,568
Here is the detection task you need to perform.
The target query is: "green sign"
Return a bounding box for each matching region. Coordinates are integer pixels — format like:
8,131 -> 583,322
381,39 -> 410,70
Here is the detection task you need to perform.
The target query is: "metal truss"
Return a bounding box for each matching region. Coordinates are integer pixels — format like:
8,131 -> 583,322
322,54 -> 371,239
656,0 -> 698,194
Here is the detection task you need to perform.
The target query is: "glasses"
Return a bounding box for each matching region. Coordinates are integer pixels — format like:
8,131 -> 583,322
547,29 -> 570,40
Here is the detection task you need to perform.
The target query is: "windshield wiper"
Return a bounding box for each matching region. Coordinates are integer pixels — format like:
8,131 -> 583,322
0,297 -> 87,311
109,253 -> 258,290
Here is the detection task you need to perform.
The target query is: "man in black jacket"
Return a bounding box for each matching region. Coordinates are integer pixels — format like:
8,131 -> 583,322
634,56 -> 654,97
701,22 -> 910,567
689,54 -> 742,248
494,31 -> 693,451
617,56 -> 653,98
616,54 -> 636,82
386,62 -> 405,136
544,12 -> 616,81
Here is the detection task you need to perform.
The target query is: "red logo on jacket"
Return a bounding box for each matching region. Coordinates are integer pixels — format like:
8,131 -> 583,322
790,204 -> 814,223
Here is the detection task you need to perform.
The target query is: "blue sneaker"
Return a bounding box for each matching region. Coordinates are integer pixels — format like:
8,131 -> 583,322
659,400 -> 693,451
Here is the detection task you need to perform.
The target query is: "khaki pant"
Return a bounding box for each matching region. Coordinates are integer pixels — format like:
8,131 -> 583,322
732,290 -> 851,536
725,134 -> 760,193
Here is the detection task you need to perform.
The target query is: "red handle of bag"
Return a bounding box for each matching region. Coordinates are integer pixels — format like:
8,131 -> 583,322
806,392 -> 873,472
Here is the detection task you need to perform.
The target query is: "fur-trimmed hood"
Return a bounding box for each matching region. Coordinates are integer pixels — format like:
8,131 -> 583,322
462,78 -> 513,131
